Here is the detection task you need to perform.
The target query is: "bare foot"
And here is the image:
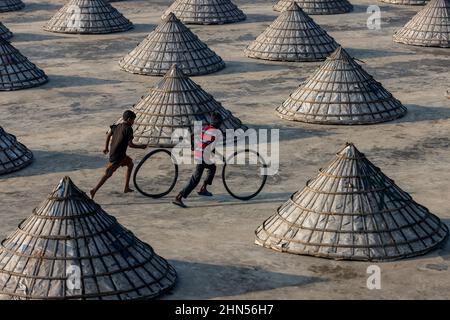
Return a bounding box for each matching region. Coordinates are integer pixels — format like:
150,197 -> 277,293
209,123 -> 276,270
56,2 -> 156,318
124,188 -> 134,194
90,189 -> 96,199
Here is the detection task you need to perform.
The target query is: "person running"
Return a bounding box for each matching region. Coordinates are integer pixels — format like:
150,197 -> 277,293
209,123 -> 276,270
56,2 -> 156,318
173,112 -> 223,208
90,110 -> 146,199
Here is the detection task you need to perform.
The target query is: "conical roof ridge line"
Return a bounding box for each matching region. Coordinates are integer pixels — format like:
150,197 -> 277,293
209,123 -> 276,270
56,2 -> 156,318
43,0 -> 133,34
255,143 -> 449,261
245,3 -> 339,62
0,177 -> 177,299
162,0 -> 246,25
119,14 -> 225,76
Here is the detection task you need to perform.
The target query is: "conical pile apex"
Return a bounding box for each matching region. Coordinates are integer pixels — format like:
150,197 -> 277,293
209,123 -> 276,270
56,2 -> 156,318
0,38 -> 48,91
119,14 -> 225,76
276,46 -> 407,124
255,143 -> 449,261
44,0 -> 133,34
120,64 -> 246,147
245,2 -> 338,62
393,0 -> 450,48
162,0 -> 246,25
0,176 -> 177,300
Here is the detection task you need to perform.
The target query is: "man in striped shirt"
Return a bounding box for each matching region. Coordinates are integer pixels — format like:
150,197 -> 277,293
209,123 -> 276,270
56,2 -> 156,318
173,113 -> 223,208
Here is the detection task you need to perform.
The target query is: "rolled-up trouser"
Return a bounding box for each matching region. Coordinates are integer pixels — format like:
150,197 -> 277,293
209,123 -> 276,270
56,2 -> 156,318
180,163 -> 217,198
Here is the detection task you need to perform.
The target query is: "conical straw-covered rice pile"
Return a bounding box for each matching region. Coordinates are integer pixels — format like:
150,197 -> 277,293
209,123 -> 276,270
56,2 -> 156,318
121,64 -> 246,147
0,37 -> 48,91
119,13 -> 225,76
245,2 -> 338,62
0,22 -> 12,40
0,177 -> 177,300
44,0 -> 133,34
273,0 -> 353,15
255,143 -> 449,261
381,0 -> 429,5
162,0 -> 246,25
0,0 -> 24,12
276,47 -> 407,124
0,126 -> 33,175
393,0 -> 450,47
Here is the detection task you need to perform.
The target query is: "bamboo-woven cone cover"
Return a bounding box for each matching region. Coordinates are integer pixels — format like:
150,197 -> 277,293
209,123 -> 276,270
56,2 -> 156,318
255,143 -> 449,261
273,0 -> 353,14
162,0 -> 246,25
0,177 -> 177,300
43,0 -> 133,34
119,13 -> 225,76
245,2 -> 338,62
393,0 -> 450,47
276,47 -> 407,124
381,0 -> 429,5
0,38 -> 48,91
0,22 -> 12,40
0,0 -> 24,12
0,127 -> 33,175
123,64 -> 246,147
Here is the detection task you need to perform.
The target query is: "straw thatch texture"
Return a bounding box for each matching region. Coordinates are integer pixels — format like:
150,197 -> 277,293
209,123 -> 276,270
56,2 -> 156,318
162,0 -> 246,25
119,13 -> 225,76
393,0 -> 450,47
0,177 -> 177,300
0,37 -> 48,91
273,0 -> 353,14
381,0 -> 429,5
276,47 -> 407,124
0,22 -> 12,40
44,0 -> 133,34
0,126 -> 33,175
0,0 -> 24,12
245,2 -> 338,62
255,143 -> 449,261
119,64 -> 246,147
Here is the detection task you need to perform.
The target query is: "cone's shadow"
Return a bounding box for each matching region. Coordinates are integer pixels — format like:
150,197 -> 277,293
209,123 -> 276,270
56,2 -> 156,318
394,104 -> 450,124
165,260 -> 325,299
42,74 -> 122,89
242,13 -> 279,24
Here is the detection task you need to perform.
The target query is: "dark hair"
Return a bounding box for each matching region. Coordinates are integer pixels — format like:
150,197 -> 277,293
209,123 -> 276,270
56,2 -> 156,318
123,110 -> 137,121
210,112 -> 223,127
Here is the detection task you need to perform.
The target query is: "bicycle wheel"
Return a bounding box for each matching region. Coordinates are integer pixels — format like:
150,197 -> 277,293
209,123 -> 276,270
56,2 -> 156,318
133,149 -> 178,198
222,149 -> 268,201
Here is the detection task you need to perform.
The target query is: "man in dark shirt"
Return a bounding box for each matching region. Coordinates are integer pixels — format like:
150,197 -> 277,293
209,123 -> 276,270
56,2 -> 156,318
90,110 -> 146,199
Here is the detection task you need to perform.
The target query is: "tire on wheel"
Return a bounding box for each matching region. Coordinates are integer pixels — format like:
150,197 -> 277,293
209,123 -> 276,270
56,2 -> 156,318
133,148 -> 179,198
222,149 -> 268,201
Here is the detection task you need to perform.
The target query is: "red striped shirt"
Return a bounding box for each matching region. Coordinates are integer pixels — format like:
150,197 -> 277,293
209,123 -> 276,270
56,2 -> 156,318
194,125 -> 218,163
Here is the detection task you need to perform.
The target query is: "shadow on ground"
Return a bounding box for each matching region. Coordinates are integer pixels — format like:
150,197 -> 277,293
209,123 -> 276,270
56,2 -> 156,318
0,150 -> 106,179
217,60 -> 299,76
396,104 -> 450,124
345,47 -> 415,60
42,75 -> 122,89
11,32 -> 71,42
166,260 -> 324,299
243,13 -> 278,24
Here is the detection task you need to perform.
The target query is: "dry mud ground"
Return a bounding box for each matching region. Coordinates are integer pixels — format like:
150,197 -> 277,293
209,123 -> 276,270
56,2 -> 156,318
1,0 -> 450,299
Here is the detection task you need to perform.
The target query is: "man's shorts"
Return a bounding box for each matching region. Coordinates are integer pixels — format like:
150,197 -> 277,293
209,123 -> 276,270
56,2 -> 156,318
106,156 -> 133,174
